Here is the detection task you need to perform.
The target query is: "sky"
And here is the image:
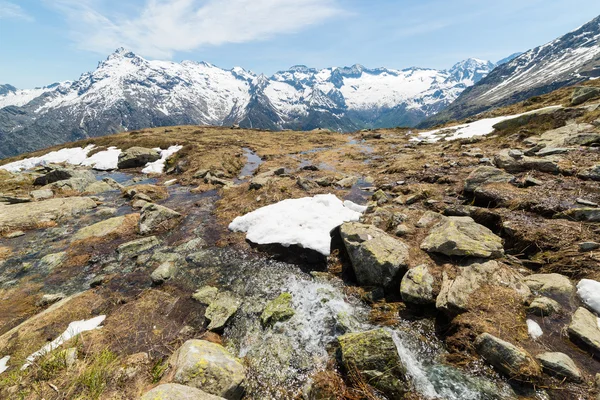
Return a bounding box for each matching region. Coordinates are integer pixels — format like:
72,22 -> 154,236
1,0 -> 600,88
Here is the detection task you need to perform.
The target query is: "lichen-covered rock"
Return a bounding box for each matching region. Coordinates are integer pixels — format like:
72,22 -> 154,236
38,252 -> 67,271
192,286 -> 219,304
528,297 -> 561,317
474,333 -> 541,379
420,216 -> 504,258
571,86 -> 600,106
464,166 -> 514,192
139,203 -> 182,234
30,188 -> 53,201
117,147 -> 161,169
536,352 -> 582,382
494,149 -> 560,173
337,329 -> 407,399
72,215 -> 131,241
261,293 -> 295,326
400,264 -> 436,305
339,222 -> 409,290
151,261 -> 179,284
141,383 -> 227,400
171,340 -> 245,399
205,292 -> 241,331
524,273 -> 574,295
117,236 -> 160,260
568,307 -> 600,357
436,260 -> 530,315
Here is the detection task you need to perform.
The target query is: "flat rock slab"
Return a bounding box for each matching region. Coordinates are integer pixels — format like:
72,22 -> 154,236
536,352 -> 582,382
568,307 -> 600,357
524,273 -> 574,295
141,384 -> 227,400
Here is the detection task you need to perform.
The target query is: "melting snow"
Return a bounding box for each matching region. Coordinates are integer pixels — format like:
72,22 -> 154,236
527,319 -> 543,339
141,145 -> 183,174
21,315 -> 105,370
577,279 -> 600,315
0,145 -> 95,172
80,147 -> 121,170
228,194 -> 365,255
0,356 -> 9,375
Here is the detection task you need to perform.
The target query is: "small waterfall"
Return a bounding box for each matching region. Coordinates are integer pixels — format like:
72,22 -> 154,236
391,330 -> 439,398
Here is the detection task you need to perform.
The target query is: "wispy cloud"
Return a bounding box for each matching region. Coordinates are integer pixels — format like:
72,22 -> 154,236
0,1 -> 33,21
50,0 -> 343,58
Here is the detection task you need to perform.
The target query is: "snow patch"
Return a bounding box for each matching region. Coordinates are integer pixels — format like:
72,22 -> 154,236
21,315 -> 106,370
228,194 -> 364,255
577,279 -> 600,315
0,356 -> 9,375
526,319 -> 543,339
80,147 -> 121,170
141,145 -> 183,174
0,145 -> 95,172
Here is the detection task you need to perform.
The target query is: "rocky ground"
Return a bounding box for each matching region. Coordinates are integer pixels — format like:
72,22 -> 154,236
0,85 -> 599,399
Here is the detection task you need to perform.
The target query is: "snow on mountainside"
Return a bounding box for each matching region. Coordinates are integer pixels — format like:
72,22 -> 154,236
0,49 -> 495,158
422,14 -> 600,127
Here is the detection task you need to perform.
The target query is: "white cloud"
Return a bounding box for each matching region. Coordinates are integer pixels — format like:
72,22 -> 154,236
0,1 -> 33,21
50,0 -> 342,58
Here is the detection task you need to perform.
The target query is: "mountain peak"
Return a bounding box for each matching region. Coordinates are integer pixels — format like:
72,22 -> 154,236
107,47 -> 138,60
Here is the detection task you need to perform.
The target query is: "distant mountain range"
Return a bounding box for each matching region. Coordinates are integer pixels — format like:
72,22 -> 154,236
421,15 -> 600,127
0,51 -> 499,158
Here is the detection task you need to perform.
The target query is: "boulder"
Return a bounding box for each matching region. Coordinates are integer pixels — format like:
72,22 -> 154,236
494,149 -> 560,174
524,273 -> 574,295
117,236 -> 160,260
83,181 -> 114,194
400,264 -> 436,305
72,215 -> 130,241
536,352 -> 582,382
339,222 -> 410,290
141,384 -> 226,400
117,147 -> 161,169
151,261 -> 179,284
557,207 -> 600,222
474,333 -> 540,379
525,123 -> 600,147
139,203 -> 182,235
571,86 -> 600,106
568,307 -> 600,357
261,293 -> 295,326
464,166 -> 514,192
420,216 -> 504,259
527,297 -> 561,317
205,292 -> 241,331
0,197 -> 97,232
33,166 -> 96,186
579,164 -> 600,181
436,260 -> 530,315
171,339 -> 245,399
337,329 -> 407,399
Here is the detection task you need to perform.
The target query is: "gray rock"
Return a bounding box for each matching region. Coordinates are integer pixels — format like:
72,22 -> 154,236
117,236 -> 160,260
494,149 -> 560,173
117,147 -> 161,169
579,164 -> 600,181
528,297 -> 561,317
36,293 -> 66,307
72,215 -> 129,241
464,166 -> 514,192
415,211 -> 446,228
536,352 -> 582,382
436,260 -> 530,315
571,86 -> 600,106
33,166 -> 96,186
558,207 -> 600,222
525,123 -> 600,147
192,286 -> 219,304
30,189 -> 53,201
535,147 -> 570,157
394,223 -> 413,237
524,273 -> 574,295
568,307 -> 600,357
205,291 -> 241,331
151,261 -> 179,284
474,333 -> 540,378
296,177 -> 318,191
38,252 -> 67,271
580,242 -> 600,252
339,222 -> 410,290
576,198 -> 598,207
400,264 -> 436,305
141,383 -> 227,400
171,339 -> 245,399
336,176 -> 358,188
420,216 -> 504,259
139,203 -> 182,235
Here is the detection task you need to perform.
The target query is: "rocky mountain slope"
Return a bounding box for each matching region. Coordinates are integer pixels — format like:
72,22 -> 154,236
0,80 -> 599,399
422,14 -> 600,127
0,49 -> 496,159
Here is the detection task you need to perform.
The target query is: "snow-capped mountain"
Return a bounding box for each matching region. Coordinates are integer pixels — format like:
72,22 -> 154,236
422,15 -> 600,127
0,49 -> 495,158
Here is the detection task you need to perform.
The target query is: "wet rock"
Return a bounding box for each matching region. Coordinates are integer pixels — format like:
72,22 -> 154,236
205,292 -> 241,331
464,166 -> 514,192
494,149 -> 560,173
436,260 -> 530,315
579,164 -> 600,181
571,86 -> 600,106
141,383 -> 227,400
171,339 -> 245,399
536,352 -> 582,382
84,181 -> 116,194
336,176 -> 358,188
38,252 -> 67,271
0,197 -> 97,232
192,286 -> 219,304
339,222 -> 410,290
117,147 -> 161,169
580,241 -> 600,252
96,207 -> 117,217
400,264 -> 436,305
420,216 -> 504,259
72,215 -> 130,241
117,236 -> 160,260
36,293 -> 66,307
568,307 -> 600,357
151,261 -> 179,284
475,333 -> 541,379
524,273 -> 574,295
337,329 -> 407,399
261,293 -> 295,326
139,203 -> 182,235
528,297 -> 561,317
30,188 -> 53,201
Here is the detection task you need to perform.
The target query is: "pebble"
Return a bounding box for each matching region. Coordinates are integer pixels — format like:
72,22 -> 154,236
576,198 -> 598,207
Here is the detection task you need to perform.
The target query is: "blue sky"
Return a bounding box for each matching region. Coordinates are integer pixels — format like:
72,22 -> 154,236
1,0 -> 600,88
